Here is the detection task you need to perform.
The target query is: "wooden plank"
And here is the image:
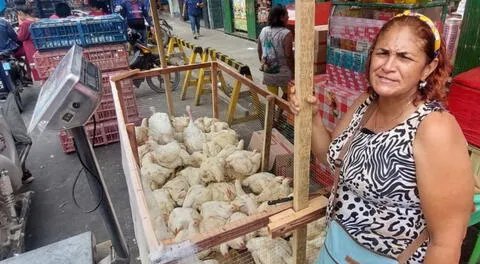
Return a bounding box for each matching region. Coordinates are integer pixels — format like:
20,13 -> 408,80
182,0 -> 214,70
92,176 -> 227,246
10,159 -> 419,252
188,203 -> 291,251
293,0 -> 316,262
110,69 -> 140,82
134,62 -> 212,79
211,62 -> 219,119
150,0 -> 174,116
215,62 -> 291,112
162,202 -> 292,247
112,80 -> 128,122
261,96 -> 275,172
268,196 -> 328,238
111,81 -> 160,264
160,191 -> 326,253
126,123 -> 140,167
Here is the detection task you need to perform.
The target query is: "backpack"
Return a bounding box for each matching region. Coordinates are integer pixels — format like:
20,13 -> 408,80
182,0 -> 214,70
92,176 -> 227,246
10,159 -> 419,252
260,29 -> 282,74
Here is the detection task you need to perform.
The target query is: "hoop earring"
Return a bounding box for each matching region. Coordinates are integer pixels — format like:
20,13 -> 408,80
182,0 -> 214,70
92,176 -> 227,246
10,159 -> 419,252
419,80 -> 427,91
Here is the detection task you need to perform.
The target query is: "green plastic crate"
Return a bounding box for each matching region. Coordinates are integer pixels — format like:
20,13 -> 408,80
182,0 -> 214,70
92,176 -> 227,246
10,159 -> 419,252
454,0 -> 480,76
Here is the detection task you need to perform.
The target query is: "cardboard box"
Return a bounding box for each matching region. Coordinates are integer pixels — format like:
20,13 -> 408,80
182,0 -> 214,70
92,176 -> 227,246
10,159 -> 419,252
316,81 -> 362,132
314,25 -> 328,68
248,128 -> 294,178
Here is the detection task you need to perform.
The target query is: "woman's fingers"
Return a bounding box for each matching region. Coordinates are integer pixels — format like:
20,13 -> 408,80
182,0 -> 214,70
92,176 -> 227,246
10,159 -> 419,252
306,95 -> 317,104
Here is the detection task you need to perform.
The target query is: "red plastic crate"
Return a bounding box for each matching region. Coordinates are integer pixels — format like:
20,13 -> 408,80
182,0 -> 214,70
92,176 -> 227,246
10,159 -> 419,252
448,67 -> 480,147
82,44 -> 129,72
58,119 -> 138,153
33,44 -> 129,79
90,94 -> 138,123
33,50 -> 66,79
101,70 -> 135,98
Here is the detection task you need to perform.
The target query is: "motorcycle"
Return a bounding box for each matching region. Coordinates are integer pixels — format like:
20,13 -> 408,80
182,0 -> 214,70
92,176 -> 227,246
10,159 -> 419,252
0,92 -> 33,260
128,27 -> 180,93
0,52 -> 28,113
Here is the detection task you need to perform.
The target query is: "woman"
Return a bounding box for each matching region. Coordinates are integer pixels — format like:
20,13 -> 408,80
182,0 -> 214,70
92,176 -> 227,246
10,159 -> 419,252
49,2 -> 72,18
184,0 -> 203,39
88,0 -> 108,16
257,4 -> 294,98
290,12 -> 473,263
15,4 -> 39,81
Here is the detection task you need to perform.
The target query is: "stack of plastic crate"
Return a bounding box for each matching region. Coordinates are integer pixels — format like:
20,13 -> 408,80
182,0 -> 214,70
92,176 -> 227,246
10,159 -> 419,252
31,15 -> 138,153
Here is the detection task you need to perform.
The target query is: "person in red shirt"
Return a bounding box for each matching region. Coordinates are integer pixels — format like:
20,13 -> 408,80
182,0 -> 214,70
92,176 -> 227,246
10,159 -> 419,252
14,4 -> 39,81
88,0 -> 107,16
49,2 -> 72,19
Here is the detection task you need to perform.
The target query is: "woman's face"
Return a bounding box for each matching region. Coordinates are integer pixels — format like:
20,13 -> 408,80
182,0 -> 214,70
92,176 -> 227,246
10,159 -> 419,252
369,25 -> 436,99
17,11 -> 25,20
281,12 -> 289,25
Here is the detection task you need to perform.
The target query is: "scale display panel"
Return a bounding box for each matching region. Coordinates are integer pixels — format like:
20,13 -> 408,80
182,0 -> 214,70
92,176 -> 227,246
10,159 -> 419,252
28,45 -> 103,135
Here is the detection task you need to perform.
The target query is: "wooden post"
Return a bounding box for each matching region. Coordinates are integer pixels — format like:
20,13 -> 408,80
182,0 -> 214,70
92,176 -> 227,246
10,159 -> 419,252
261,96 -> 275,172
292,0 -> 315,262
150,0 -> 175,117
211,62 -> 219,119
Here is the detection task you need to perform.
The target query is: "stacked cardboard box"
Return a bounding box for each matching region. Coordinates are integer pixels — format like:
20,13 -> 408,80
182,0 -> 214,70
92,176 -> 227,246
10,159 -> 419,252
313,25 -> 328,75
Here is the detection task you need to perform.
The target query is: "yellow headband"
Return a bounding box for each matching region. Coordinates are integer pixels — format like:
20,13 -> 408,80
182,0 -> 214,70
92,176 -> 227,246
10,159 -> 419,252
394,11 -> 441,56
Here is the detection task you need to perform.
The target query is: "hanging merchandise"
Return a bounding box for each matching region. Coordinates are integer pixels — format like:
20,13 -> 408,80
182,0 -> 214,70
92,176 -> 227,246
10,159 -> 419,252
443,14 -> 462,64
257,0 -> 271,24
233,0 -> 248,31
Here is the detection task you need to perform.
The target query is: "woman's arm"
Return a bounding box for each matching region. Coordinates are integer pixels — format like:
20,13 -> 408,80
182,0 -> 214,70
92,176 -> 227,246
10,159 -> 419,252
257,39 -> 262,62
310,92 -> 369,165
283,31 -> 294,76
414,111 -> 473,264
16,22 -> 30,42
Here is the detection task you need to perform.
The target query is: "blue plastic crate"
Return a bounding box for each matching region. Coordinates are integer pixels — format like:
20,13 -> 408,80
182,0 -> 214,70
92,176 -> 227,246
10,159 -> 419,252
30,15 -> 127,51
79,15 -> 127,46
30,19 -> 83,51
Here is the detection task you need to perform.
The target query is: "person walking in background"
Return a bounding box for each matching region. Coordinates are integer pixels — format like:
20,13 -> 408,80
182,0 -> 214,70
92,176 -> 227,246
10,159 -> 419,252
117,0 -> 152,44
49,2 -> 72,18
0,18 -> 19,55
184,0 -> 202,39
257,4 -> 294,99
89,0 -> 108,16
14,3 -> 39,81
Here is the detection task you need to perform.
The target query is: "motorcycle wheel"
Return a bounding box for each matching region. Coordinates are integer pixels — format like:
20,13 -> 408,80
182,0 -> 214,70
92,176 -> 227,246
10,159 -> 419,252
146,71 -> 180,94
132,78 -> 144,88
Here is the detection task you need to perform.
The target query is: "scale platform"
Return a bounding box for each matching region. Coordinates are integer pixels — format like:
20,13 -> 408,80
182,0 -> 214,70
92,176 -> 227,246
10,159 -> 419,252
0,232 -> 94,264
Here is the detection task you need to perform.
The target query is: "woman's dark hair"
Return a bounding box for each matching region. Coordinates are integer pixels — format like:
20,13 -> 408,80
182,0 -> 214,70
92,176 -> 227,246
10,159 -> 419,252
92,0 -> 105,10
55,2 -> 72,18
365,15 -> 451,104
267,4 -> 287,28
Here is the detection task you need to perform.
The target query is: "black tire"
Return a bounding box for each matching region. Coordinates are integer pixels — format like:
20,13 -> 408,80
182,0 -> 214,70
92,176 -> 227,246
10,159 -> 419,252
145,71 -> 180,93
132,78 -> 144,88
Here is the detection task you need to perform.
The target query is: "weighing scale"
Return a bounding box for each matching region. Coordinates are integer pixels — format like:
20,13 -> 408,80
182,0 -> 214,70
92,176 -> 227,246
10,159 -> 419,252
21,45 -> 129,264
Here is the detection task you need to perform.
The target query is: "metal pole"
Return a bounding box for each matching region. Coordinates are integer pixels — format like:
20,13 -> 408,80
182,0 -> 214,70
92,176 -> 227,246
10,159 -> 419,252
70,126 -> 129,262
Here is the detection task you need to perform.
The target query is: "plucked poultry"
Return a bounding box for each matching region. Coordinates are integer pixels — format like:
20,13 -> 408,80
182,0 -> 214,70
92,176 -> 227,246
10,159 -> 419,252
183,106 -> 206,154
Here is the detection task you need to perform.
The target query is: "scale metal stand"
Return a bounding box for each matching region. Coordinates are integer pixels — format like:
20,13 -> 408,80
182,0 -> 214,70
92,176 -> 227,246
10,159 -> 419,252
22,45 -> 129,264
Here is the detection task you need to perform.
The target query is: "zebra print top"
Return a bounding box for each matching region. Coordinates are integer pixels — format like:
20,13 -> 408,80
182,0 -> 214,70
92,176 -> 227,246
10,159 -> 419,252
326,95 -> 443,263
